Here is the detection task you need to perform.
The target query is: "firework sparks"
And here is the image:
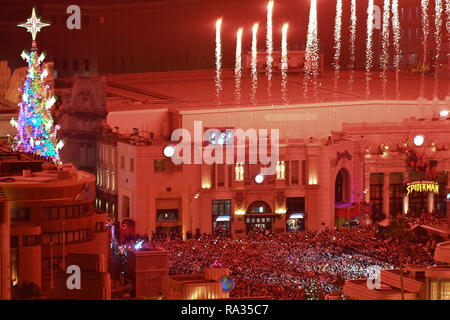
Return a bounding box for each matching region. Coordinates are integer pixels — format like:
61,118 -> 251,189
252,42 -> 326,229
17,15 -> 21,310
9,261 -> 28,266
391,0 -> 401,98
420,0 -> 430,98
235,27 -> 243,104
251,23 -> 259,104
215,18 -> 222,102
305,0 -> 319,78
333,0 -> 342,76
434,0 -> 443,98
381,0 -> 390,73
349,0 -> 357,70
281,23 -> 289,104
304,0 -> 319,97
266,0 -> 274,83
381,0 -> 391,98
365,0 -> 374,98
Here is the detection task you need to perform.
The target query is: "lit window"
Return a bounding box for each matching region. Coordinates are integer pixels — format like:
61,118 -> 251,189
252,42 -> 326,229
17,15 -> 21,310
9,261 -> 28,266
276,161 -> 285,180
154,159 -> 167,172
235,162 -> 244,181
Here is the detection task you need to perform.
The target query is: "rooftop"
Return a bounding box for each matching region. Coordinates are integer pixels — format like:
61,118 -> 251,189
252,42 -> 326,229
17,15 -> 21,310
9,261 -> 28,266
101,69 -> 448,112
0,144 -> 92,186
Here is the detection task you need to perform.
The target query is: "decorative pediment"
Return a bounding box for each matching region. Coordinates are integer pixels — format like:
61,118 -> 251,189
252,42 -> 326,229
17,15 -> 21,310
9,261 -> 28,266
335,150 -> 352,167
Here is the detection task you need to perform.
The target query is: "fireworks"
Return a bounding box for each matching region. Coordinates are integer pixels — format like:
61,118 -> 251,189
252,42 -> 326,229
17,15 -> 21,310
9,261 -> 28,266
366,0 -> 374,75
391,0 -> 401,69
251,23 -> 259,104
305,0 -> 319,78
333,0 -> 342,75
381,0 -> 390,74
281,23 -> 289,104
421,0 -> 430,67
434,0 -> 443,97
266,0 -> 274,82
365,0 -> 374,98
349,0 -> 357,70
235,28 -> 243,103
391,0 -> 401,99
215,18 -> 222,102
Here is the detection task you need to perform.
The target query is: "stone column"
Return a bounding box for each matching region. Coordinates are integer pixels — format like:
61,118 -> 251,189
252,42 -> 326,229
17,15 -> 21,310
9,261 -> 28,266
364,172 -> 371,203
403,173 -> 409,215
428,192 -> 434,214
383,172 -> 390,217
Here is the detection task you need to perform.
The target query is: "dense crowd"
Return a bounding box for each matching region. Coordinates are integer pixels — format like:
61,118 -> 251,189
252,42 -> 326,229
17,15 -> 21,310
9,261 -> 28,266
144,224 -> 437,299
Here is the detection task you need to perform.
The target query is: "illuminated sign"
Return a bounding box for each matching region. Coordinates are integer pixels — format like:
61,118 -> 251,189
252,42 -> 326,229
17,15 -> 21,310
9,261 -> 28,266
405,181 -> 439,196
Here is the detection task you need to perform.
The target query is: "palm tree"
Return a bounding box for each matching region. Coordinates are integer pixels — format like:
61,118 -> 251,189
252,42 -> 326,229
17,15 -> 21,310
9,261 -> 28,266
383,214 -> 416,300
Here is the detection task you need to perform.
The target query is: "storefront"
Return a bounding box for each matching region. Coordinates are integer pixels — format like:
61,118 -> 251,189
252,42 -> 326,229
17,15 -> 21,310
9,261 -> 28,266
286,197 -> 305,232
245,201 -> 274,234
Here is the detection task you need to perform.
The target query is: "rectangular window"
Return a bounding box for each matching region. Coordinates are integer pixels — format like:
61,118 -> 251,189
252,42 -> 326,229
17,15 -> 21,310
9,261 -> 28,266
212,200 -> 231,216
74,230 -> 80,241
130,158 -> 134,172
211,164 -> 216,188
73,59 -> 79,71
123,195 -> 130,218
153,159 -> 166,172
66,206 -> 73,218
95,222 -> 105,232
66,232 -> 73,243
285,161 -> 290,186
235,162 -> 244,181
42,234 -> 49,245
301,160 -> 307,185
10,236 -> 18,248
291,161 -> 299,185
244,163 -> 251,185
10,208 -> 31,221
62,58 -> 68,71
51,207 -> 58,220
120,156 -> 125,169
217,164 -> 225,187
276,161 -> 285,180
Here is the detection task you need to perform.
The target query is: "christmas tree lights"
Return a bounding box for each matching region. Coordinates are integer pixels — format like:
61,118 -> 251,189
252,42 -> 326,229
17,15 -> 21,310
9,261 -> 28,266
11,8 -> 63,162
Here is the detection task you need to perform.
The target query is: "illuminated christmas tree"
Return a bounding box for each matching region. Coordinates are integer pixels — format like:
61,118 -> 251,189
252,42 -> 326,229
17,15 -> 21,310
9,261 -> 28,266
10,8 -> 63,162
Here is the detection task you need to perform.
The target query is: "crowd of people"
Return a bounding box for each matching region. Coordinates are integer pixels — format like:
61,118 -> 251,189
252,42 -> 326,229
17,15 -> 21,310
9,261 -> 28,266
144,224 -> 437,299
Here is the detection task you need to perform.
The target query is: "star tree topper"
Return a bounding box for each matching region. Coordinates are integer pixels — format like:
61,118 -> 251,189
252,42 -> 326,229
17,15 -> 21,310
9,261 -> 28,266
18,8 -> 50,41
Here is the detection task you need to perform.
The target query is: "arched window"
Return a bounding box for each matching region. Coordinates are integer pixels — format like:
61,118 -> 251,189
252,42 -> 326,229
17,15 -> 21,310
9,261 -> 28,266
335,168 -> 351,203
247,201 -> 272,214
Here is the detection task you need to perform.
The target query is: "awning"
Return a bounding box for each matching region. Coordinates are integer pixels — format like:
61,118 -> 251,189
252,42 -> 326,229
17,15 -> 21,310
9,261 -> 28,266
288,213 -> 305,219
216,216 -> 231,222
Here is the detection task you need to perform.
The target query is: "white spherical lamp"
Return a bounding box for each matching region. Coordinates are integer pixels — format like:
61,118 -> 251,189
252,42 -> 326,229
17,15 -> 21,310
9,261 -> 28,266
413,134 -> 425,147
255,174 -> 264,184
163,145 -> 175,157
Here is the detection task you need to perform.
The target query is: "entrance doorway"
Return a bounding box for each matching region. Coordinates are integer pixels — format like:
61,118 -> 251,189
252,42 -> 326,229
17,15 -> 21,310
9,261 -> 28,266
335,168 -> 353,228
245,201 -> 274,234
286,197 -> 305,232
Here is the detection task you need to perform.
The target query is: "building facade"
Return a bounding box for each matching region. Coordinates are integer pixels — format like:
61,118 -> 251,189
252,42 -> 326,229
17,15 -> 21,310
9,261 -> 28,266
57,76 -> 107,173
97,69 -> 450,240
0,146 -> 109,296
